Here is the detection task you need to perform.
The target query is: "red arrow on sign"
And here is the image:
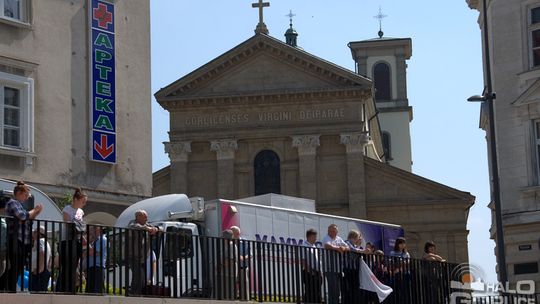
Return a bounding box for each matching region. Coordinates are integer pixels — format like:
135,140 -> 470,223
94,134 -> 114,159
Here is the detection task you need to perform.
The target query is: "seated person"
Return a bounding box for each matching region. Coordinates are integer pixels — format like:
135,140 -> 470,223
422,241 -> 446,262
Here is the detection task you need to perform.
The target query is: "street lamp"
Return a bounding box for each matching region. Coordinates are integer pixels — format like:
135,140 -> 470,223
467,93 -> 496,102
468,0 -> 507,285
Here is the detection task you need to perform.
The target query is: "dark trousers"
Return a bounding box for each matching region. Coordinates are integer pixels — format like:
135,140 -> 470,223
238,267 -> 249,300
0,271 -> 8,291
302,269 -> 322,303
0,250 -> 8,291
325,272 -> 342,304
6,238 -> 30,292
56,240 -> 81,293
342,268 -> 360,304
387,272 -> 411,304
87,266 -> 104,293
5,237 -> 19,292
30,269 -> 50,292
129,260 -> 145,296
219,273 -> 236,300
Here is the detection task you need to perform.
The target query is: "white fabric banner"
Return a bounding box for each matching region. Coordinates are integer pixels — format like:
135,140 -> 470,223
359,258 -> 393,302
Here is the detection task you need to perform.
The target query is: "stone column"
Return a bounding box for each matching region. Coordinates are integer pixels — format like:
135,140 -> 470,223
357,56 -> 368,77
291,135 -> 320,200
164,141 -> 191,194
396,54 -> 408,100
210,139 -> 238,199
340,133 -> 370,218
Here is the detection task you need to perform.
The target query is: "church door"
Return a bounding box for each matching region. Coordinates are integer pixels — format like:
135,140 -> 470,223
254,150 -> 281,195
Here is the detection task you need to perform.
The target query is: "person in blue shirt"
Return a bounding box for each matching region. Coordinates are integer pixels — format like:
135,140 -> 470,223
390,237 -> 410,259
87,226 -> 107,293
389,237 -> 411,303
301,228 -> 322,303
343,230 -> 364,304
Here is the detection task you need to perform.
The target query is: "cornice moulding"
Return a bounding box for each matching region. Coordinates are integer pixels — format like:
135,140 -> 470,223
159,88 -> 371,109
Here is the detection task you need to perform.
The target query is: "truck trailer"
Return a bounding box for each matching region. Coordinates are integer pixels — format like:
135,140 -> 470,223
114,194 -> 403,297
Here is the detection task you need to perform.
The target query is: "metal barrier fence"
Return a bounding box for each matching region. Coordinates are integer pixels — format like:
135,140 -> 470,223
0,216 -> 536,304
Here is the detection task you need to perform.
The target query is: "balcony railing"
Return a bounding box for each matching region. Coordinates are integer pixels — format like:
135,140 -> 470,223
0,216 -> 537,304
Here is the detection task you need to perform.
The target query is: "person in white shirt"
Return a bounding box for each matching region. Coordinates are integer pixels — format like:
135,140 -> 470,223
146,250 -> 157,286
219,229 -> 237,300
30,226 -> 51,292
321,224 -> 349,304
231,226 -> 250,300
57,188 -> 87,293
302,229 -> 322,303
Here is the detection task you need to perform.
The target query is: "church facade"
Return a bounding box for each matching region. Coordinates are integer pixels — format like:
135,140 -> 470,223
153,31 -> 474,262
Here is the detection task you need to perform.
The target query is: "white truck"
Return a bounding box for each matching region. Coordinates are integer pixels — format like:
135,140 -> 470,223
114,193 -> 403,297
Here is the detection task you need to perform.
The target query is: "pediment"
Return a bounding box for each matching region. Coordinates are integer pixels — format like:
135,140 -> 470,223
513,78 -> 540,106
155,34 -> 372,104
364,157 -> 475,205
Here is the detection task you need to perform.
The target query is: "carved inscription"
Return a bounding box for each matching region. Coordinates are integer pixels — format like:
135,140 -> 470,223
185,113 -> 249,126
258,112 -> 292,122
184,108 -> 347,127
299,108 -> 345,120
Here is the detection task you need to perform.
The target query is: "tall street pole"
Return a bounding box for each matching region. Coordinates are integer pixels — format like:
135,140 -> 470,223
482,0 -> 508,284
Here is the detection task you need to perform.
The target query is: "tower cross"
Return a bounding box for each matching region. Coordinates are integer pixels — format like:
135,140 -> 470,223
252,0 -> 270,34
373,6 -> 387,38
286,9 -> 295,26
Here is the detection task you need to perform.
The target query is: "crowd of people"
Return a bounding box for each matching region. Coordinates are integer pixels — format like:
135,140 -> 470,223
297,224 -> 448,304
0,181 -> 164,296
0,180 -> 450,302
216,223 -> 448,303
0,181 -> 111,293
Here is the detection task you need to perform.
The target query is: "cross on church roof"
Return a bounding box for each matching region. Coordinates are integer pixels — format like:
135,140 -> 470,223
252,0 -> 270,35
286,9 -> 295,27
373,6 -> 387,38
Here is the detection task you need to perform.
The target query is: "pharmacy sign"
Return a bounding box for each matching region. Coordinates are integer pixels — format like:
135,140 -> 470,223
89,0 -> 116,163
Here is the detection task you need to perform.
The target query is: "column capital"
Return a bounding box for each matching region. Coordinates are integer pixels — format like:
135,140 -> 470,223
291,135 -> 320,156
164,141 -> 191,162
340,133 -> 371,154
210,139 -> 238,160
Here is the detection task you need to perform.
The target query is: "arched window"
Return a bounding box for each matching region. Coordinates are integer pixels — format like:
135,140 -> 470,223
382,131 -> 392,160
374,62 -> 391,101
254,150 -> 281,195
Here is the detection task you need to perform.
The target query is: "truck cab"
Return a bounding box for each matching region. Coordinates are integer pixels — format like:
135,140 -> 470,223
115,194 -> 206,296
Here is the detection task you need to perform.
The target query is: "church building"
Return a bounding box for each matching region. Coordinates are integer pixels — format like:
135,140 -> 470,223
153,4 -> 474,262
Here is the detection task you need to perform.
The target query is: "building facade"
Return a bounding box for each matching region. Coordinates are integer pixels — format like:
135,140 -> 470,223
0,0 -> 152,224
153,26 -> 474,262
467,0 -> 540,289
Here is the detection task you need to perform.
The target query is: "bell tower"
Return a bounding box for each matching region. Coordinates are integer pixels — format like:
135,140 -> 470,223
349,27 -> 413,171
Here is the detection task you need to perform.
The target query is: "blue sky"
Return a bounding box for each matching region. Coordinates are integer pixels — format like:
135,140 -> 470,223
150,1 -> 494,282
